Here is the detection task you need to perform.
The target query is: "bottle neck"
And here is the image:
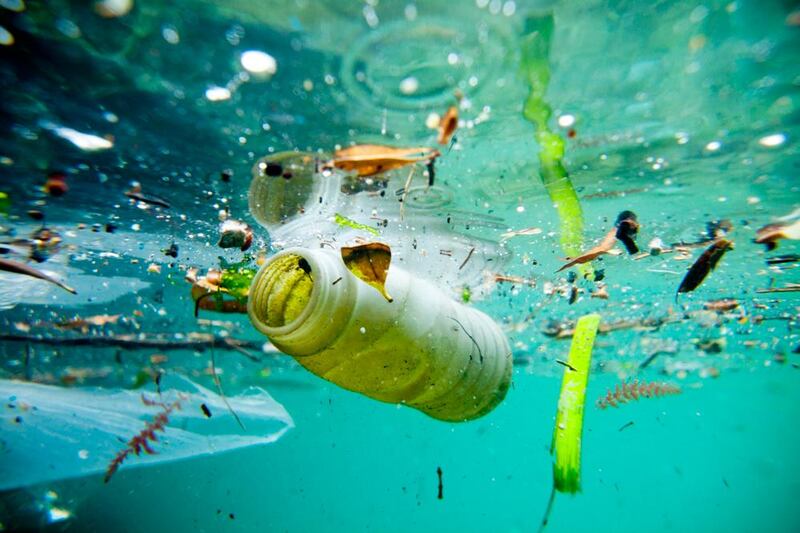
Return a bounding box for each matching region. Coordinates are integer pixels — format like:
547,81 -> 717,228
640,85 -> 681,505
248,248 -> 357,356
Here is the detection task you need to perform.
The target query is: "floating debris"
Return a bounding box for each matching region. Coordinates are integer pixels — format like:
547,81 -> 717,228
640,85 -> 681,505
493,273 -> 536,288
552,314 -> 600,493
43,172 -> 68,197
614,210 -> 640,254
0,258 -> 76,294
125,182 -> 171,209
754,219 -> 800,250
543,313 -> 682,339
56,314 -> 120,330
105,394 -> 184,483
765,254 -> 800,265
188,261 -> 255,316
677,238 -> 734,296
756,283 -> 800,294
557,228 -> 617,272
341,242 -> 393,302
437,106 -> 459,146
596,380 -> 681,409
500,227 -> 543,242
334,213 -> 379,236
703,299 -> 740,312
218,220 -> 253,251
328,144 -> 440,178
618,421 -> 635,432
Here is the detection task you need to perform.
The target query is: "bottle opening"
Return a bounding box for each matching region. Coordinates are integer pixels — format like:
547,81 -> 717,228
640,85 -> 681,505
249,253 -> 314,329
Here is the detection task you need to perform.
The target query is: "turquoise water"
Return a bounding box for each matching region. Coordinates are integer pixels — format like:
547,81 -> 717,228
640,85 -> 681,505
1,0 -> 799,531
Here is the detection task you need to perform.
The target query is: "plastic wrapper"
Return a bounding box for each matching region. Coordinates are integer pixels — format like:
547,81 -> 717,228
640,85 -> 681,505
0,375 -> 293,491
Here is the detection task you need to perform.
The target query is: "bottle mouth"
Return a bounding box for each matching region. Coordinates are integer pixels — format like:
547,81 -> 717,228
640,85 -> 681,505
248,252 -> 315,332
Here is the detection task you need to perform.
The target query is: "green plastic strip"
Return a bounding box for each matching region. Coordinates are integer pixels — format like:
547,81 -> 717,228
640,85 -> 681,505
334,213 -> 380,236
551,313 -> 601,494
521,13 -> 593,280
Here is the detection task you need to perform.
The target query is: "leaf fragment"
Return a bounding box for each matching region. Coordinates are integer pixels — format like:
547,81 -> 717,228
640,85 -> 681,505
557,228 -> 617,272
754,219 -> 800,251
341,242 -> 393,302
437,106 -> 459,145
330,144 -> 440,177
334,213 -> 380,236
0,258 -> 76,294
677,238 -> 733,295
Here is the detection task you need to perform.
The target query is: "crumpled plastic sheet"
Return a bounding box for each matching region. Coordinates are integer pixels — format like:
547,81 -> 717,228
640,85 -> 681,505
0,375 -> 293,491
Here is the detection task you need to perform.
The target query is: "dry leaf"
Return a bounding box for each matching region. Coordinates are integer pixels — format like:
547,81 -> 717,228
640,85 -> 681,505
677,238 -> 734,295
341,242 -> 393,302
437,106 -> 459,145
500,227 -> 543,241
331,144 -> 440,178
557,228 -> 618,272
0,258 -> 76,294
754,219 -> 800,250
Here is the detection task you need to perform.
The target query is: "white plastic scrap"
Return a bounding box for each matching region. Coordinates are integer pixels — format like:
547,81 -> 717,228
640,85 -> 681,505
0,375 -> 293,490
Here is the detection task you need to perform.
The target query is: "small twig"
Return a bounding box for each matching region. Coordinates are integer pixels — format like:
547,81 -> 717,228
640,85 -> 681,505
618,421 -> 635,432
555,360 -> 576,372
538,485 -> 556,533
459,247 -> 475,271
210,342 -> 245,430
399,167 -> 416,221
0,333 -> 265,352
756,285 -> 800,294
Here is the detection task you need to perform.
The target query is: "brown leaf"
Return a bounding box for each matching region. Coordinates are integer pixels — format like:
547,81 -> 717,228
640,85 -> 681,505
437,106 -> 459,145
331,144 -> 440,178
557,228 -> 618,272
754,220 -> 800,250
677,238 -> 733,295
0,258 -> 76,294
341,242 -> 393,302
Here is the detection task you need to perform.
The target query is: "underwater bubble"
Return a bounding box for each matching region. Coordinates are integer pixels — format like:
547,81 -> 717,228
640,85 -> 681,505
758,133 -> 786,147
399,76 -> 419,95
205,86 -> 231,101
705,140 -> 722,151
94,0 -> 133,18
161,25 -> 180,44
558,114 -> 576,128
240,50 -> 277,76
41,122 -> 112,151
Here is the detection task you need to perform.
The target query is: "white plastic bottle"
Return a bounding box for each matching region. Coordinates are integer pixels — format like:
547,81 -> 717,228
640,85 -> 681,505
248,247 -> 512,422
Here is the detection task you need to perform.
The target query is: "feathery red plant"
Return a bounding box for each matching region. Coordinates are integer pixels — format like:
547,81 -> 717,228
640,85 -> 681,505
104,394 -> 183,483
596,380 -> 681,409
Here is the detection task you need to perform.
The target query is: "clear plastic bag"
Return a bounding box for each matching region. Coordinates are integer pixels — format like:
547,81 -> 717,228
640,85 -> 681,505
0,375 -> 293,491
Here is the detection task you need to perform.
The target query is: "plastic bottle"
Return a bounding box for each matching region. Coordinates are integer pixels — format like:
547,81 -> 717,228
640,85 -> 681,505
248,247 -> 512,422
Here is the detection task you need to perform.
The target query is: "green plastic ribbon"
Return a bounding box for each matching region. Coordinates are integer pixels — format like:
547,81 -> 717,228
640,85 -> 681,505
551,313 -> 600,493
521,13 -> 593,280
